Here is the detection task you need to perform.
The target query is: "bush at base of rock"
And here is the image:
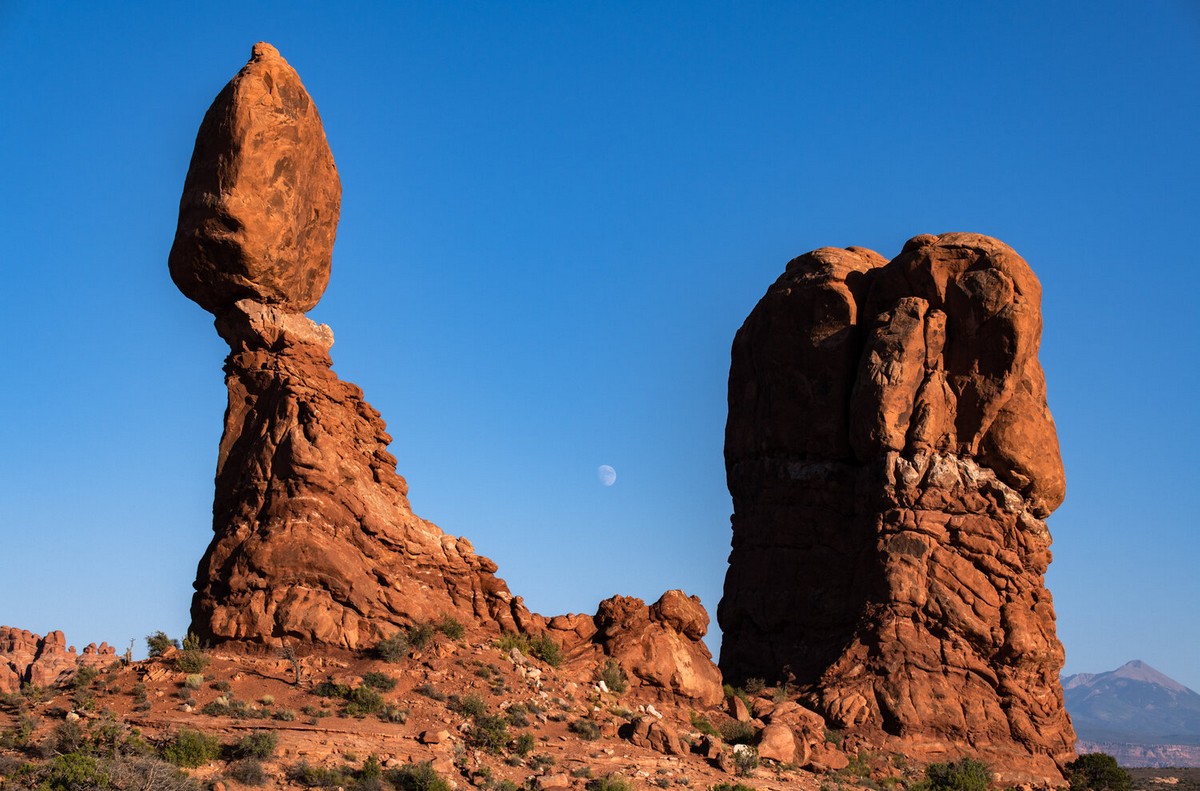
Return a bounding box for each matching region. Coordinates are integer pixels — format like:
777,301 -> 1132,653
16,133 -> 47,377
912,758 -> 991,791
1066,753 -> 1132,791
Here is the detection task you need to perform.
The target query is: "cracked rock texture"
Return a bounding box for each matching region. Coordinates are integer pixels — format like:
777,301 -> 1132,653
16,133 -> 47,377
718,233 -> 1074,783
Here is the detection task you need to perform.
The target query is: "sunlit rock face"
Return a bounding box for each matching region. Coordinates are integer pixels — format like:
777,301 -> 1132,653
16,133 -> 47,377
171,46 -> 725,712
719,233 -> 1074,784
172,43 -> 529,648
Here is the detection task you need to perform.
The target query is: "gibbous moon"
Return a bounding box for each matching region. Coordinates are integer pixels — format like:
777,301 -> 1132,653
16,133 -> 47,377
597,465 -> 617,487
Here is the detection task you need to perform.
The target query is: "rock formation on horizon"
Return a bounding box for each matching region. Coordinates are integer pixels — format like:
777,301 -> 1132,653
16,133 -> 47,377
169,42 -> 720,707
719,233 -> 1075,781
0,627 -> 116,694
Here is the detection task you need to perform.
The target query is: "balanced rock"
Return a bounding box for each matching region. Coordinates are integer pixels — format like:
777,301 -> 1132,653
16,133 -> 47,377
169,42 -> 340,314
719,233 -> 1074,783
175,45 -> 527,648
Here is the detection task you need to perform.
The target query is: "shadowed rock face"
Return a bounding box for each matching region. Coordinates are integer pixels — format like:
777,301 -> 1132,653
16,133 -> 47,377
719,233 -> 1074,783
172,44 -> 722,708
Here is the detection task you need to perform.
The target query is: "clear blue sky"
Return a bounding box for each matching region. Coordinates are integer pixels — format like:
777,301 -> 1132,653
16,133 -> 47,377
1,1 -> 1196,690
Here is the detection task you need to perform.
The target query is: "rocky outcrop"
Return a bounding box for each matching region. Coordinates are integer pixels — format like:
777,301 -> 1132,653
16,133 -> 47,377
0,627 -> 117,693
173,43 -> 723,711
174,44 -> 529,648
719,233 -> 1074,782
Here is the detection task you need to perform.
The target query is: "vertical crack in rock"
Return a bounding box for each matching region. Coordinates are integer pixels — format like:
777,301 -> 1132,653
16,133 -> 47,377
719,233 -> 1074,783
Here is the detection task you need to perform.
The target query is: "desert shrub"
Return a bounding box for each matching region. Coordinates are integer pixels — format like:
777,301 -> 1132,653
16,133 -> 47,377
0,714 -> 39,749
917,758 -> 991,791
1066,753 -> 1132,791
414,683 -> 446,701
495,632 -> 529,653
406,622 -> 437,649
388,761 -> 453,791
233,729 -> 278,760
598,660 -> 628,693
529,634 -> 562,667
313,680 -> 352,698
824,727 -> 843,747
361,671 -> 397,691
506,703 -> 530,727
711,784 -> 758,791
467,714 -> 510,754
260,694 -> 274,705
345,686 -> 386,717
175,635 -> 208,674
53,720 -> 86,753
723,683 -> 751,707
184,674 -> 204,690
108,755 -> 202,790
586,776 -> 634,791
530,753 -> 557,770
379,704 -> 409,723
228,757 -> 268,785
449,693 -> 488,718
691,712 -> 720,738
161,728 -> 221,768
732,745 -> 758,777
376,632 -> 410,663
37,752 -> 110,790
436,615 -> 466,640
72,664 -> 100,689
274,708 -> 297,722
720,720 -> 758,745
568,718 -> 601,741
212,679 -> 232,692
288,760 -> 354,788
513,732 -> 536,756
743,677 -> 766,695
146,631 -> 178,657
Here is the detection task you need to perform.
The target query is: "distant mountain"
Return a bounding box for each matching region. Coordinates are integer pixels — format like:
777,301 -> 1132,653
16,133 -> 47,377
1065,660 -> 1200,767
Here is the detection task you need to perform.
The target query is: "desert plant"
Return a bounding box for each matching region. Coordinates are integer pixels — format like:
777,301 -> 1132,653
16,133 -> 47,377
71,664 -> 100,689
916,758 -> 991,791
345,685 -> 386,717
506,703 -> 531,727
52,720 -> 86,754
495,632 -> 529,653
598,660 -> 628,693
233,729 -> 278,760
691,711 -> 721,738
184,674 -> 204,690
720,720 -> 757,745
146,631 -> 178,657
732,745 -> 759,777
743,677 -> 766,695
175,634 -> 208,674
529,634 -> 562,667
711,784 -> 758,791
260,694 -> 274,705
449,693 -> 488,718
379,704 -> 409,723
568,718 -> 602,741
388,760 -> 453,791
161,727 -> 221,768
362,671 -> 397,691
228,757 -> 268,785
467,714 -> 510,754
586,776 -> 634,791
376,632 -> 411,663
273,708 -> 297,721
513,731 -> 536,756
1065,753 -> 1132,791
414,682 -> 446,701
406,622 -> 437,649
437,615 -> 466,640
288,760 -> 354,787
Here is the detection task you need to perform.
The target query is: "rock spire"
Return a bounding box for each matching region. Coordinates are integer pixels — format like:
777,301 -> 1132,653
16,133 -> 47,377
719,233 -> 1074,782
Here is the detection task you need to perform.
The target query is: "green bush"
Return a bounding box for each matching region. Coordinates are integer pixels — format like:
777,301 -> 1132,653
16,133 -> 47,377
743,677 -> 766,695
495,632 -> 529,653
175,635 -> 208,674
345,686 -> 386,717
450,693 -> 488,718
720,720 -> 757,745
233,730 -> 278,760
917,758 -> 991,791
53,720 -> 86,754
1066,753 -> 1132,791
388,761 -> 453,791
72,664 -> 100,689
598,660 -> 628,693
146,631 -> 178,657
514,732 -> 536,756
529,634 -> 562,667
379,704 -> 409,723
711,785 -> 758,791
361,671 -> 397,691
437,615 -> 466,640
568,718 -> 602,741
414,683 -> 446,701
376,632 -> 411,662
228,757 -> 268,786
184,674 -> 204,690
288,760 -> 354,788
732,746 -> 758,777
161,728 -> 221,768
407,622 -> 436,649
586,776 -> 634,791
467,714 -> 510,754
40,753 -> 110,791
691,712 -> 720,738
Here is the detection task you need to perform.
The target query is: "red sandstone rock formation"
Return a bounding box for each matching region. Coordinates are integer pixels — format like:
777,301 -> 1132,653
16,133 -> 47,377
719,233 -> 1074,783
172,41 -> 721,709
0,627 -> 116,693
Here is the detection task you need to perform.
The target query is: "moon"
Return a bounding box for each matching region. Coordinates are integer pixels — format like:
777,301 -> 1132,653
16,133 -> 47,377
597,465 -> 617,487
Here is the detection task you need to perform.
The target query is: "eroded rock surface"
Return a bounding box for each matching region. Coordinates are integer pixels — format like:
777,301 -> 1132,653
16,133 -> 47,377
175,44 -> 723,709
719,233 -> 1074,782
0,627 -> 116,693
